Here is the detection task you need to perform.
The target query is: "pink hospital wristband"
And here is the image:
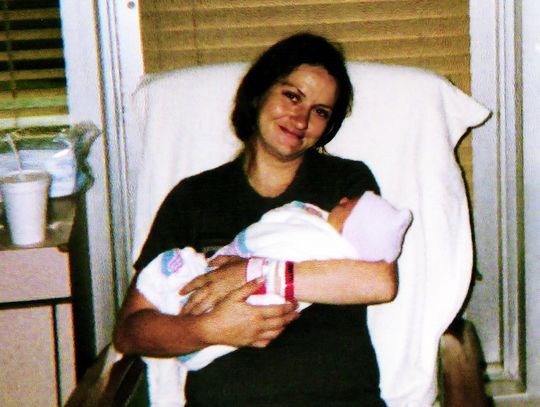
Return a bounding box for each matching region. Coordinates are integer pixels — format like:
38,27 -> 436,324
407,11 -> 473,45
245,258 -> 295,301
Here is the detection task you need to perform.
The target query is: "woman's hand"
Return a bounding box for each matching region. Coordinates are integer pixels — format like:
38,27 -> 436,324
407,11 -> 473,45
201,278 -> 300,348
113,277 -> 298,356
180,255 -> 247,315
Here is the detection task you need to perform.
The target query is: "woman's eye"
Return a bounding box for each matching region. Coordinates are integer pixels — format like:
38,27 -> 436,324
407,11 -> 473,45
315,108 -> 330,119
283,91 -> 299,102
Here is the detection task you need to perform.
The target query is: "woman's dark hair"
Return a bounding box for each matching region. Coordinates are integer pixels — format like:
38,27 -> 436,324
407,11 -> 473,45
231,32 -> 353,147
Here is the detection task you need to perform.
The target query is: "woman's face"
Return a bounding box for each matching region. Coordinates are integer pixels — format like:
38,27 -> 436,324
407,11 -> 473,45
254,64 -> 338,161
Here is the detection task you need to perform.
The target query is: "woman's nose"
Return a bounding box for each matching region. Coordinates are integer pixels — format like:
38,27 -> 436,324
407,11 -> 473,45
291,106 -> 309,130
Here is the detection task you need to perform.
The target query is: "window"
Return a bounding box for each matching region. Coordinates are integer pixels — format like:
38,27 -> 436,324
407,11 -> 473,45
140,0 -> 471,91
0,0 -> 67,129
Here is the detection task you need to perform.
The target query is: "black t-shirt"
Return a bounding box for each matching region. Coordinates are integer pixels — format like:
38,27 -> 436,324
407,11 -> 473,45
135,149 -> 385,407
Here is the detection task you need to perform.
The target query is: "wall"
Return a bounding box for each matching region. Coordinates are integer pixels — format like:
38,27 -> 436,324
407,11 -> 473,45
469,0 -> 540,404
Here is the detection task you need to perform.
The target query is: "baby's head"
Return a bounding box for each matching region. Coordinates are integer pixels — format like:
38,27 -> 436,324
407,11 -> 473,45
328,191 -> 413,263
327,196 -> 361,232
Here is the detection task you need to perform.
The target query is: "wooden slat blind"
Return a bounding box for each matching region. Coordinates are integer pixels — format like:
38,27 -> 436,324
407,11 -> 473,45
0,0 -> 67,126
139,0 -> 473,189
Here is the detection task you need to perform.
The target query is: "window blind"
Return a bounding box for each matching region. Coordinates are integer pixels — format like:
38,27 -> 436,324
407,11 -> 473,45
139,0 -> 473,188
0,0 -> 67,127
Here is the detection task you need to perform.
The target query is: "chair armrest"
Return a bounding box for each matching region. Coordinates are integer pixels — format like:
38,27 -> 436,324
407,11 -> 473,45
65,344 -> 147,407
439,317 -> 491,407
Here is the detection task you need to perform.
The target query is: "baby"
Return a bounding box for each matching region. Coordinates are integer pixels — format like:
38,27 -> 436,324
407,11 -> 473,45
138,191 -> 413,312
135,192 -> 412,407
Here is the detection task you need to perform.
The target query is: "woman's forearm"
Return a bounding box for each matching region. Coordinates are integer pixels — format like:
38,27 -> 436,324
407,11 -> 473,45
114,278 -> 299,357
114,304 -> 213,357
293,259 -> 398,305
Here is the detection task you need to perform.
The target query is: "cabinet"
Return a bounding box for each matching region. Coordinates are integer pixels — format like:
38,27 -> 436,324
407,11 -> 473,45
0,198 -> 76,407
0,248 -> 76,407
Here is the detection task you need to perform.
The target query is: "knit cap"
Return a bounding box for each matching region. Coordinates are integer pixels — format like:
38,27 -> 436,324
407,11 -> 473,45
342,191 -> 412,262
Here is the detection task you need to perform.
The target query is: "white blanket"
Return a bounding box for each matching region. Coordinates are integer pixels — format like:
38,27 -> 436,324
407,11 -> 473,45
130,62 -> 491,407
137,202 -> 362,406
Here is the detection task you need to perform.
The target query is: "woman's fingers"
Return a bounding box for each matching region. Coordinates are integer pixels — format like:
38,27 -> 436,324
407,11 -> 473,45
207,255 -> 235,268
251,329 -> 284,348
233,281 -> 300,345
181,288 -> 216,315
181,266 -> 247,314
180,273 -> 209,295
200,280 -> 299,348
182,276 -> 262,315
247,309 -> 298,347
228,277 -> 266,301
260,307 -> 300,328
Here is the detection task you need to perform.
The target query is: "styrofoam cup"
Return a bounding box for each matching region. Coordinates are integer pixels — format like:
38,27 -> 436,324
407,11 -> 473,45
0,169 -> 50,245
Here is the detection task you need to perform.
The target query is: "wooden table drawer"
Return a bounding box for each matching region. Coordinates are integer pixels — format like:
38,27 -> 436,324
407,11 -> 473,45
0,307 -> 58,406
0,247 -> 70,303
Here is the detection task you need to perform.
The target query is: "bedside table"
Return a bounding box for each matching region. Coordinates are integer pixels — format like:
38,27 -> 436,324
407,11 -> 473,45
0,197 -> 76,407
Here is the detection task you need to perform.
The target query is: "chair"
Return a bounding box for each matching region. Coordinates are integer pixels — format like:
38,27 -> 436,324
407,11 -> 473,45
66,62 -> 491,407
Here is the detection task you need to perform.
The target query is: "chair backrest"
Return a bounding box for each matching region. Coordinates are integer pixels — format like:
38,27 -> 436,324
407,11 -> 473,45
130,62 -> 490,406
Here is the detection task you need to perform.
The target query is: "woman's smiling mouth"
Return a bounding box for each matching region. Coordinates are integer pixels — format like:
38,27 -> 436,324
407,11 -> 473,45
279,125 -> 305,141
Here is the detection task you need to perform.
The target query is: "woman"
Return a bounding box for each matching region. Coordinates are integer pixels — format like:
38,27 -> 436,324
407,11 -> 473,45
114,32 -> 397,407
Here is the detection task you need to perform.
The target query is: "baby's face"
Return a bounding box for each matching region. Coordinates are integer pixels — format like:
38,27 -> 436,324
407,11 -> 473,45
328,197 -> 359,232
